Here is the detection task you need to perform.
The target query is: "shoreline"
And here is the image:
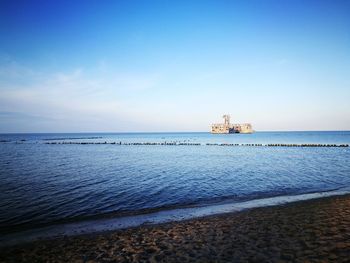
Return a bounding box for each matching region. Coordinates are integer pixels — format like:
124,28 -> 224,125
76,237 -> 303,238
1,187 -> 350,248
1,194 -> 350,262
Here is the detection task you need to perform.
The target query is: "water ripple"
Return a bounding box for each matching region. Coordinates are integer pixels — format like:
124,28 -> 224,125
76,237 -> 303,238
0,132 -> 349,234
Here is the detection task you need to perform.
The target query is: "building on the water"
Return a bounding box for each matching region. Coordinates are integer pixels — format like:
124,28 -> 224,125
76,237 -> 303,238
211,115 -> 253,134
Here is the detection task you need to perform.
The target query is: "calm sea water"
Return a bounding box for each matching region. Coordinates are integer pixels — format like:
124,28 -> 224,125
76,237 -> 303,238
0,131 -> 349,234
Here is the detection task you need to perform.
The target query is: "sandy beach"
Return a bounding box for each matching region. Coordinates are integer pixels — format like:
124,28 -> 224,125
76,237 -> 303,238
1,194 -> 350,263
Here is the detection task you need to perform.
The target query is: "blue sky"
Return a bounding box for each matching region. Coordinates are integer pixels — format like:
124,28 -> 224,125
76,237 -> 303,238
0,0 -> 349,132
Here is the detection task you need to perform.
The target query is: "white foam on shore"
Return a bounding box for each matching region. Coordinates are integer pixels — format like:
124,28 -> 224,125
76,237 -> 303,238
1,187 -> 350,247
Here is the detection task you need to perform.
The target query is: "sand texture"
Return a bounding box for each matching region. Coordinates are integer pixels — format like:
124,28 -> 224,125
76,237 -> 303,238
1,195 -> 350,262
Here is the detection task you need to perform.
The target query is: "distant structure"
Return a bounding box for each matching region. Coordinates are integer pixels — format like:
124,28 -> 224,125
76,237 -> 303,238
211,115 -> 253,134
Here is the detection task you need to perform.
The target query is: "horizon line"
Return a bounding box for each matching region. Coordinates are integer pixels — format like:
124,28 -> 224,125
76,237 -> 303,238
1,130 -> 350,135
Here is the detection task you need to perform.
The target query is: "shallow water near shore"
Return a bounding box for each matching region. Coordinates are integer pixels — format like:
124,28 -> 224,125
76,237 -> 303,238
1,187 -> 350,247
0,131 -> 349,241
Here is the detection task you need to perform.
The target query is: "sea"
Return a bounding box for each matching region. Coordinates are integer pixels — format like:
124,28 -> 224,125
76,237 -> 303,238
0,131 -> 349,245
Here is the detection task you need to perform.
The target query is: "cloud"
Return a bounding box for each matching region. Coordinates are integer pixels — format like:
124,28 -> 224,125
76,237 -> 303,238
0,61 -> 162,132
0,111 -> 53,121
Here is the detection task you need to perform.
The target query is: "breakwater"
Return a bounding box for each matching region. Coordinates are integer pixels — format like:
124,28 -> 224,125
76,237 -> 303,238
44,141 -> 349,147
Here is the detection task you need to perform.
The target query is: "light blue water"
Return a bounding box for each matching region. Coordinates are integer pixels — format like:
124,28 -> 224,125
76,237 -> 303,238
0,132 -> 349,235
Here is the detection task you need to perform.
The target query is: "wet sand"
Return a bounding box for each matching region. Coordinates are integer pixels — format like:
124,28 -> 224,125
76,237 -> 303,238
1,194 -> 350,262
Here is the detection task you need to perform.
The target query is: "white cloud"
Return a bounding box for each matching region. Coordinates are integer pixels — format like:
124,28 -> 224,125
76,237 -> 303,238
0,61 -> 163,132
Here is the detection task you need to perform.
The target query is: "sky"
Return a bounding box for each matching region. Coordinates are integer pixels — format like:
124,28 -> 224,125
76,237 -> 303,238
0,0 -> 349,132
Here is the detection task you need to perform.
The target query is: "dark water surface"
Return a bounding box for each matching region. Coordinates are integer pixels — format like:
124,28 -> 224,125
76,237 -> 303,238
0,132 -> 349,235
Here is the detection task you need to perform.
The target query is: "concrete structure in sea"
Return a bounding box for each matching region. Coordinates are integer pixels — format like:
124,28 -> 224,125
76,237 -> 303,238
211,115 -> 253,134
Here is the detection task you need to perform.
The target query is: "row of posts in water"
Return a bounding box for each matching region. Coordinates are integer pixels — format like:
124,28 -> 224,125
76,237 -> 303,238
44,141 -> 349,147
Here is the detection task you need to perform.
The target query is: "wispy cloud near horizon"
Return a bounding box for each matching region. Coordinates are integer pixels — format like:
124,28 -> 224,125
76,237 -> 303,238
0,60 -> 170,132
